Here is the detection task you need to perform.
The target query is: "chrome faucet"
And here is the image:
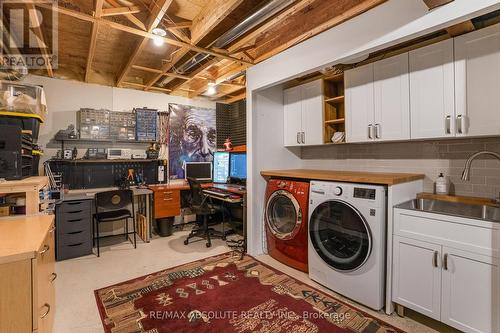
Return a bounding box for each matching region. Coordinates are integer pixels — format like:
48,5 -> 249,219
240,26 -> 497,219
462,151 -> 500,205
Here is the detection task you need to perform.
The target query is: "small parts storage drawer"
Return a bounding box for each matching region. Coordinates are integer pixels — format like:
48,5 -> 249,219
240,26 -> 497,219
56,200 -> 93,261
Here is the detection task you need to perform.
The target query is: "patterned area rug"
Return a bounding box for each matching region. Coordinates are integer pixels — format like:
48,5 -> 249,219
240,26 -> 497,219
95,252 -> 404,333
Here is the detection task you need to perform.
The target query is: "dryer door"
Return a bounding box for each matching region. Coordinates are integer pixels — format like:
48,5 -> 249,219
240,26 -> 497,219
266,190 -> 302,240
309,200 -> 372,271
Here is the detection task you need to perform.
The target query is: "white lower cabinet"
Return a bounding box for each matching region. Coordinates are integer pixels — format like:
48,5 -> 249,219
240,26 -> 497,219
393,209 -> 500,333
393,236 -> 442,320
441,247 -> 500,333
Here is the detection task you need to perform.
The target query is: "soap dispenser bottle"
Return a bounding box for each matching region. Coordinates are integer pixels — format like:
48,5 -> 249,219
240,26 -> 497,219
435,173 -> 448,195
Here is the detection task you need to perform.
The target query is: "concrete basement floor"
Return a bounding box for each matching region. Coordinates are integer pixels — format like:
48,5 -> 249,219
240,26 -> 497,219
54,229 -> 460,333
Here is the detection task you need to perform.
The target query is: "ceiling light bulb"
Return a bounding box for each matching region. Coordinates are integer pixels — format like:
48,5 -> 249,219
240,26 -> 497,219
152,28 -> 166,47
153,36 -> 164,47
207,85 -> 216,96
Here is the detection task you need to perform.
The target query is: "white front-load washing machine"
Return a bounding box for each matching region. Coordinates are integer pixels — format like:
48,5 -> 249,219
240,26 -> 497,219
308,181 -> 386,310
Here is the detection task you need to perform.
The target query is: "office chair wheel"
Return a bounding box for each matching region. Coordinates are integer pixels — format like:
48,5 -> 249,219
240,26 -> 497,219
206,242 -> 211,248
184,239 -> 189,245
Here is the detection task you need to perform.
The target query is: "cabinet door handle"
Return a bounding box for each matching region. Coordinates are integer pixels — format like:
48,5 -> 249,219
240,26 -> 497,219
368,125 -> 373,139
40,304 -> 51,318
445,116 -> 451,134
50,273 -> 57,283
433,251 -> 439,268
443,253 -> 449,270
456,115 -> 464,134
301,132 -> 305,144
296,132 -> 301,144
164,198 -> 173,201
375,124 -> 381,139
39,244 -> 50,255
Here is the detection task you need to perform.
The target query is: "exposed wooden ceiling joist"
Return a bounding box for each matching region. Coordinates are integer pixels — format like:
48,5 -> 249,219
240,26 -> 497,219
223,91 -> 246,104
26,3 -> 53,77
228,0 -> 317,54
253,0 -> 388,63
143,47 -> 191,90
191,0 -> 245,44
144,0 -> 245,91
101,6 -> 141,17
122,81 -> 171,92
422,0 -> 454,10
116,0 -> 175,86
85,0 -> 104,82
132,65 -> 191,80
105,0 -> 146,30
446,20 -> 475,36
35,3 -> 250,66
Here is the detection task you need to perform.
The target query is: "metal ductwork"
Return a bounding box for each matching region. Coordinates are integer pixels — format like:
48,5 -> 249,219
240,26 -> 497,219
0,19 -> 29,81
170,0 -> 296,78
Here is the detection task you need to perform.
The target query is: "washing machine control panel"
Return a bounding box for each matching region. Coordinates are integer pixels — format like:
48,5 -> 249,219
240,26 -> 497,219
333,186 -> 343,196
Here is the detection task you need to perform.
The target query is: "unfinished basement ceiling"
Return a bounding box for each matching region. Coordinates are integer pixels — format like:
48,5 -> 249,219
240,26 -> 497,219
1,0 -> 391,103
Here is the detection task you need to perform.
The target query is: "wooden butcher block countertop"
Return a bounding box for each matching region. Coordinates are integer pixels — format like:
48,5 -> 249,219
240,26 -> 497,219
260,169 -> 425,185
0,215 -> 54,264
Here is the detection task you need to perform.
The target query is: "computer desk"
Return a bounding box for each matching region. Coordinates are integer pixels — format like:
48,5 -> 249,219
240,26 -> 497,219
148,181 -> 247,253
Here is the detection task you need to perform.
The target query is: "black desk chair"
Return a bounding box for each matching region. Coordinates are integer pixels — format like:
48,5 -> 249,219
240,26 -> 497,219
93,190 -> 136,257
184,178 -> 224,248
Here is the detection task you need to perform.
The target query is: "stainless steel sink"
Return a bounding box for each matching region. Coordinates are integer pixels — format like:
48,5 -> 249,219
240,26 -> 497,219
396,199 -> 500,223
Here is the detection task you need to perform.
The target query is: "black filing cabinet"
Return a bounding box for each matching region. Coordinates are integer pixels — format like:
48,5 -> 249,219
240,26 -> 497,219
56,199 -> 93,260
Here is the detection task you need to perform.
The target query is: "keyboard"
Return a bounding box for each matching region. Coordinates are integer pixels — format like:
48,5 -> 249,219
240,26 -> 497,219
203,187 -> 241,200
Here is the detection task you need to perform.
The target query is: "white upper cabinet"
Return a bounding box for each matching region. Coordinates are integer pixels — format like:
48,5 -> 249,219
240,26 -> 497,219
346,53 -> 410,143
410,39 -> 456,139
284,86 -> 303,146
283,80 -> 324,147
345,63 -> 374,143
301,80 -> 325,146
455,23 -> 500,137
373,53 -> 410,141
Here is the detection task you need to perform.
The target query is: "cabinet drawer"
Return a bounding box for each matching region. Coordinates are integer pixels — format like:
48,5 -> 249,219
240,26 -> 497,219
57,242 -> 92,261
60,208 -> 91,222
59,229 -> 91,247
394,208 -> 500,258
154,190 -> 180,218
60,200 -> 92,213
58,215 -> 91,234
35,224 -> 56,333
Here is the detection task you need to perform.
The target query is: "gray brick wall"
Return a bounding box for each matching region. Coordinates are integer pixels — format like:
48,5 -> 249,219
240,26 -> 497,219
300,137 -> 500,199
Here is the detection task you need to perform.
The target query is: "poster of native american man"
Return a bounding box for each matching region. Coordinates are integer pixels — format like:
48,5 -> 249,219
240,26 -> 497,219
168,103 -> 217,180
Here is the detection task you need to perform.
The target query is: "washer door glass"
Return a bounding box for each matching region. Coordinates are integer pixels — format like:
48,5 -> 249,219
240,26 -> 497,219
266,191 -> 301,240
309,200 -> 371,271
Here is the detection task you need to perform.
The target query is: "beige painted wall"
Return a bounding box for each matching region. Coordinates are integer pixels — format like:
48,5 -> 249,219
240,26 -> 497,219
301,137 -> 500,199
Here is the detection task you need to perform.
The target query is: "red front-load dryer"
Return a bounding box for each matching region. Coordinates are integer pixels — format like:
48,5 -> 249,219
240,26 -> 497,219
265,178 -> 310,272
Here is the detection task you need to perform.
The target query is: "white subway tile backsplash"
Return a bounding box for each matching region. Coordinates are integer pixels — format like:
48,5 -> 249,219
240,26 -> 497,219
301,137 -> 500,199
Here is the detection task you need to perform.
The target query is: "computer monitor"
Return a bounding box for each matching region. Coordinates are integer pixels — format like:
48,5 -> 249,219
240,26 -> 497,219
184,161 -> 212,181
230,153 -> 247,179
213,152 -> 230,183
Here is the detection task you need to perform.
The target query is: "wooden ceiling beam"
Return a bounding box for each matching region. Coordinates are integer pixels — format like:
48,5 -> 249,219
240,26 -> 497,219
422,0 -> 454,10
26,4 -> 53,77
227,0 -> 316,54
122,81 -> 171,92
446,20 -> 475,36
85,0 -> 104,82
222,91 -> 246,104
105,0 -> 146,30
143,47 -> 191,90
116,0 -> 177,86
37,4 -> 252,66
191,0 -> 245,44
101,6 -> 141,17
132,65 -> 191,80
169,58 -> 219,93
214,65 -> 248,85
253,0 -> 387,63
